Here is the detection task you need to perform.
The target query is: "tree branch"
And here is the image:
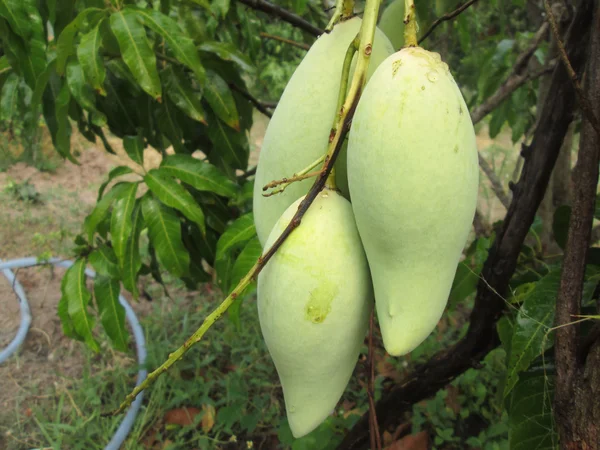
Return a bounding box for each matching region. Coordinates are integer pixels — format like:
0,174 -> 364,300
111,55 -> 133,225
418,0 -> 480,45
229,84 -> 274,118
553,1 -> 600,447
544,0 -> 600,136
338,1 -> 594,447
236,0 -> 324,36
259,32 -> 311,50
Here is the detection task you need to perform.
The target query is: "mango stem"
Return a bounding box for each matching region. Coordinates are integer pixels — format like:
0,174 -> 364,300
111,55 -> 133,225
403,0 -> 418,46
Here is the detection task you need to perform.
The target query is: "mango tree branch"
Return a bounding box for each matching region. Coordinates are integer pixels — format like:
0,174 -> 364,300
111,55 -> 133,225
259,32 -> 310,50
237,0 -> 324,36
553,2 -> 600,446
544,0 -> 600,136
105,0 -> 383,418
338,0 -> 594,447
418,0 -> 480,45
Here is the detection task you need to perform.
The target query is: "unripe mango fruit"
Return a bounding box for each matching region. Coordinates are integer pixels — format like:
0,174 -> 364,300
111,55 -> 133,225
253,17 -> 394,245
378,0 -> 407,50
347,47 -> 479,356
257,189 -> 373,438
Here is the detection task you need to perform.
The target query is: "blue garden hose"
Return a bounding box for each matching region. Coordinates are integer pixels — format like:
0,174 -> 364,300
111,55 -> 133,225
0,257 -> 147,450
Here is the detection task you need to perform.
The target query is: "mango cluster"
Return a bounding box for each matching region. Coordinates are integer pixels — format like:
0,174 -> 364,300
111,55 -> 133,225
253,16 -> 478,438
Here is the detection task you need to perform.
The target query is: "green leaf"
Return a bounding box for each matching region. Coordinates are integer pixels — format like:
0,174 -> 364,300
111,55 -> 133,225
0,0 -> 30,38
141,194 -> 190,277
110,182 -> 138,267
94,276 -> 128,351
66,60 -> 107,126
216,213 -> 255,260
204,70 -> 239,130
110,10 -> 161,99
56,7 -> 105,75
55,81 -> 75,162
162,66 -> 206,123
0,72 -> 18,121
57,290 -> 78,339
206,112 -> 248,170
60,259 -> 99,351
88,244 -> 121,279
552,205 -> 571,250
144,169 -> 206,234
291,0 -> 307,15
508,360 -> 557,450
160,154 -> 238,198
122,201 -> 144,298
77,18 -> 107,95
97,165 -> 134,201
85,182 -> 132,240
503,268 -> 560,399
30,59 -> 57,117
128,6 -> 206,84
198,41 -> 254,73
123,134 -> 144,166
210,0 -> 230,18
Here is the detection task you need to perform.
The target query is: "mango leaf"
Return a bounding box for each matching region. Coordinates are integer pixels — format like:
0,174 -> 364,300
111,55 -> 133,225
122,201 -> 144,298
97,165 -> 134,201
448,237 -> 490,307
66,60 -> 106,126
77,18 -> 107,95
88,244 -> 121,279
228,237 -> 261,329
188,224 -> 218,266
123,134 -> 144,166
128,6 -> 206,83
503,268 -> 560,399
204,70 -> 239,130
145,169 -> 206,234
162,66 -> 206,123
54,82 -> 75,162
110,182 -> 138,267
56,7 -> 105,75
0,72 -> 18,121
57,288 -> 78,340
30,59 -> 57,116
507,359 -> 557,450
94,276 -> 128,351
211,0 -> 230,18
60,259 -> 99,351
160,154 -> 238,198
0,0 -> 30,38
85,182 -> 132,240
110,10 -> 161,99
206,111 -> 248,170
216,213 -> 255,260
198,41 -> 254,73
142,194 -> 190,278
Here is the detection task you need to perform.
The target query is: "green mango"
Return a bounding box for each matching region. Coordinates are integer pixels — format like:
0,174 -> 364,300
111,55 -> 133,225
253,17 -> 394,245
378,0 -> 407,50
347,47 -> 479,356
257,189 -> 373,437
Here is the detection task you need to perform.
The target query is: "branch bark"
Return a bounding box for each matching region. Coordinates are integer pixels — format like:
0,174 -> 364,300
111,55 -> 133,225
236,0 -> 324,36
554,2 -> 600,448
338,0 -> 594,447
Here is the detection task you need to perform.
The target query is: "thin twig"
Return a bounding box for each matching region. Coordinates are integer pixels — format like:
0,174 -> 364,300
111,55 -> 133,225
262,170 -> 322,196
259,32 -> 310,50
511,22 -> 550,76
237,0 -> 324,36
418,0 -> 480,44
229,84 -> 274,118
544,0 -> 600,135
478,154 -> 511,209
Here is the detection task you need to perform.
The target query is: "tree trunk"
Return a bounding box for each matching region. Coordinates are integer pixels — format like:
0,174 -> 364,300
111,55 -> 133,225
553,2 -> 600,448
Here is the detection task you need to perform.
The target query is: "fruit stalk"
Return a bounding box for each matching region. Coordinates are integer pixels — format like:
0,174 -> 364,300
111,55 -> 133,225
107,0 -> 383,417
262,154 -> 326,196
403,0 -> 418,46
326,0 -> 356,31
